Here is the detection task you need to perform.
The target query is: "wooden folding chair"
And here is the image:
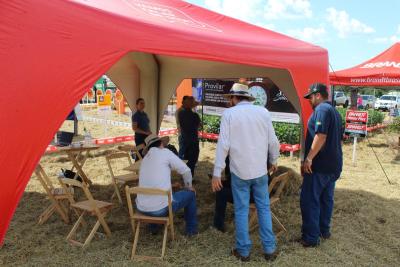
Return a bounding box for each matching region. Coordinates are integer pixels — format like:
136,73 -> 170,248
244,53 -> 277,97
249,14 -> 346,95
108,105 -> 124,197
59,178 -> 113,248
105,152 -> 139,204
125,186 -> 175,260
117,144 -> 145,161
34,164 -> 71,225
249,172 -> 289,237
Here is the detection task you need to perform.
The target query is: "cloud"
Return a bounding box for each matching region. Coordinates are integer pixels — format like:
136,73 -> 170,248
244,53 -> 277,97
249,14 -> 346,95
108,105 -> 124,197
203,0 -> 312,22
203,0 -> 264,22
326,7 -> 375,38
264,0 -> 312,20
286,26 -> 326,43
369,25 -> 400,44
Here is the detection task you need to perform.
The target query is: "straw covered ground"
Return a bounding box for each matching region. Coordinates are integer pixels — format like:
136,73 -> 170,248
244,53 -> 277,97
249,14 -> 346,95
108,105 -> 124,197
1,109 -> 399,266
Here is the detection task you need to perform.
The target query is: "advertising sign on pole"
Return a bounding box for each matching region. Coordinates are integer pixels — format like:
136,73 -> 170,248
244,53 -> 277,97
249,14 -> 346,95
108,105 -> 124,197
344,110 -> 368,165
344,110 -> 368,137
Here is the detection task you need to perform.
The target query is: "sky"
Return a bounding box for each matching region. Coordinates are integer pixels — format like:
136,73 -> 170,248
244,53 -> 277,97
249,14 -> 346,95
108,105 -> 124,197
185,0 -> 400,71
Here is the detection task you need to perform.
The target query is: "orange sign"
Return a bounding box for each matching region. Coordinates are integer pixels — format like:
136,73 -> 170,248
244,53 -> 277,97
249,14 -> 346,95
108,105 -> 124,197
105,89 -> 112,95
115,89 -> 123,102
97,94 -> 111,106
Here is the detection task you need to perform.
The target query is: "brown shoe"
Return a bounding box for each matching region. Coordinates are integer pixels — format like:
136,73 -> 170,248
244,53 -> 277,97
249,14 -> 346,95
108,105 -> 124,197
231,249 -> 250,262
264,250 -> 278,261
297,238 -> 319,248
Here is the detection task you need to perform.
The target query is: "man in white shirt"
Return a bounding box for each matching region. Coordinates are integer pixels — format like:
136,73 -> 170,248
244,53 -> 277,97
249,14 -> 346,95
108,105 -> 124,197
212,83 -> 280,262
136,134 -> 198,236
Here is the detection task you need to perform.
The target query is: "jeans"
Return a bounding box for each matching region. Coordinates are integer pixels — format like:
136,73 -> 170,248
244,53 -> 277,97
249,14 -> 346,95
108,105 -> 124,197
300,172 -> 336,245
139,190 -> 198,235
231,173 -> 276,256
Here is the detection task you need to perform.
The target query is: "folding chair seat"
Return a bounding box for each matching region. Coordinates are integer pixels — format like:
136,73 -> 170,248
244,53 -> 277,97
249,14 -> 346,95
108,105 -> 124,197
59,178 -> 113,248
125,186 -> 175,260
249,172 -> 289,237
34,164 -> 71,225
106,152 -> 139,204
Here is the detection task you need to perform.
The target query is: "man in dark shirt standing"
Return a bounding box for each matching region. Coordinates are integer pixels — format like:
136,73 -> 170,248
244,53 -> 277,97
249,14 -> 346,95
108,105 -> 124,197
178,96 -> 200,177
299,83 -> 343,247
132,98 -> 152,149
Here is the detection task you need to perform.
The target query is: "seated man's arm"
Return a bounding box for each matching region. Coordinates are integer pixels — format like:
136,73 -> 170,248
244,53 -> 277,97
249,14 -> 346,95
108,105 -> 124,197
169,151 -> 192,188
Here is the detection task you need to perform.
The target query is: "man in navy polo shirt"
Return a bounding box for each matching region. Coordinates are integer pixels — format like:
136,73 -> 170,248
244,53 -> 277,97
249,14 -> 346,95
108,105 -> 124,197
132,98 -> 152,150
299,83 -> 343,247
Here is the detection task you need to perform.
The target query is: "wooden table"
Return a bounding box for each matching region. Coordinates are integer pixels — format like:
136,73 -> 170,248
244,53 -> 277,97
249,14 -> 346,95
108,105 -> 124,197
47,145 -> 99,185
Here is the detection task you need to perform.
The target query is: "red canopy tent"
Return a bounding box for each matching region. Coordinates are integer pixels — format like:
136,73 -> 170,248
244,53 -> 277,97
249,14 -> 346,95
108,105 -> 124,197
0,0 -> 328,243
330,43 -> 400,86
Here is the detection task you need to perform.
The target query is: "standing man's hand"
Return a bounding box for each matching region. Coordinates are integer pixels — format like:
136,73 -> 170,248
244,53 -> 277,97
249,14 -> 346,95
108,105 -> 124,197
211,176 -> 223,192
186,186 -> 196,195
303,158 -> 313,174
268,164 -> 278,174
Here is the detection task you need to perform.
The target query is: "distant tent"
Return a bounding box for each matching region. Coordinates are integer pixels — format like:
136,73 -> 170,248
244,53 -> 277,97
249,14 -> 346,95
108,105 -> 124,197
330,43 -> 400,87
0,0 -> 328,243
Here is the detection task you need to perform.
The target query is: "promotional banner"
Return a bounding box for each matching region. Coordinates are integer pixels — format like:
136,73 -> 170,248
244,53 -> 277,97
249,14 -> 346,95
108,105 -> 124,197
193,78 -> 299,123
345,110 -> 368,137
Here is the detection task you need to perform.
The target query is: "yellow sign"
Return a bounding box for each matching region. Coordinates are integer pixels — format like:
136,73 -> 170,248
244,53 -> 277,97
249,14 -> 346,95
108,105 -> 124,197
97,94 -> 111,106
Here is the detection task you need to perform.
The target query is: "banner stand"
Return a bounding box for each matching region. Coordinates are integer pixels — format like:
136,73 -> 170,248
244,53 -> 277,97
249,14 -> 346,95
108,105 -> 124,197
352,135 -> 358,166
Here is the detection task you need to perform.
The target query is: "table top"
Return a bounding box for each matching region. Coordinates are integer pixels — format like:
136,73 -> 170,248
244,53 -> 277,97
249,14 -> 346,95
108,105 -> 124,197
46,144 -> 99,154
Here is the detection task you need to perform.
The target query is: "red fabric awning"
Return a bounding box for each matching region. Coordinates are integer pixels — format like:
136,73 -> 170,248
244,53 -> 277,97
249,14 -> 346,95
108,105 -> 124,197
0,0 -> 328,243
330,43 -> 400,86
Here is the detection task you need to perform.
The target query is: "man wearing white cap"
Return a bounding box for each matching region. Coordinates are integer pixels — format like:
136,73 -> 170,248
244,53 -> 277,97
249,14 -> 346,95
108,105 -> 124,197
212,83 -> 280,262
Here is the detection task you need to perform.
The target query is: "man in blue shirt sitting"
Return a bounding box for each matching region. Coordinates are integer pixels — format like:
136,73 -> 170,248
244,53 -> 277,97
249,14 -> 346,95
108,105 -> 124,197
300,83 -> 343,247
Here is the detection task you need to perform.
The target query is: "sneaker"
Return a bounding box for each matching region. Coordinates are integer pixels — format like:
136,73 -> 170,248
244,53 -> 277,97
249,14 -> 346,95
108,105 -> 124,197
264,250 -> 278,262
231,249 -> 250,262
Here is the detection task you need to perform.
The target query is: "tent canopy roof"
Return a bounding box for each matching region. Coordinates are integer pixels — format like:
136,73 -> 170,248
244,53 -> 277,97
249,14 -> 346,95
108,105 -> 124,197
0,0 -> 328,243
330,43 -> 400,86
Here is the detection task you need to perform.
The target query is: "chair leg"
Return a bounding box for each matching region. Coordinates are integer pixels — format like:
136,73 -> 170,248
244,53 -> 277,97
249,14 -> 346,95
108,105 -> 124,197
54,201 -> 70,224
83,220 -> 101,248
131,221 -> 141,260
161,223 -> 168,258
98,212 -> 112,237
112,182 -> 123,204
38,204 -> 56,225
169,222 -> 175,241
67,211 -> 86,242
271,212 -> 287,236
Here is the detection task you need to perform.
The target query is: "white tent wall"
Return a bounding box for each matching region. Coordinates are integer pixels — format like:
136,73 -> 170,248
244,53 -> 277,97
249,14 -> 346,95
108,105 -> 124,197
106,52 -> 302,132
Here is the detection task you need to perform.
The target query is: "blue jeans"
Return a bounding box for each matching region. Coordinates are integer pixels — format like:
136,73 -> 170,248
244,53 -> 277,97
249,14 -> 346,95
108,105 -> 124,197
231,173 -> 276,256
139,190 -> 198,235
300,172 -> 336,245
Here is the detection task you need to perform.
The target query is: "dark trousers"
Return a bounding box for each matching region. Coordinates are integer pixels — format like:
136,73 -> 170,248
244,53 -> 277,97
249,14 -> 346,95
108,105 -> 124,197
183,139 -> 199,177
300,172 -> 336,245
178,134 -> 185,159
214,186 -> 234,230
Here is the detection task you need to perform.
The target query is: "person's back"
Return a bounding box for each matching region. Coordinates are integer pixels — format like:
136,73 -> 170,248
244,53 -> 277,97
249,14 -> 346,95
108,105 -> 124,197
223,102 -> 277,179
